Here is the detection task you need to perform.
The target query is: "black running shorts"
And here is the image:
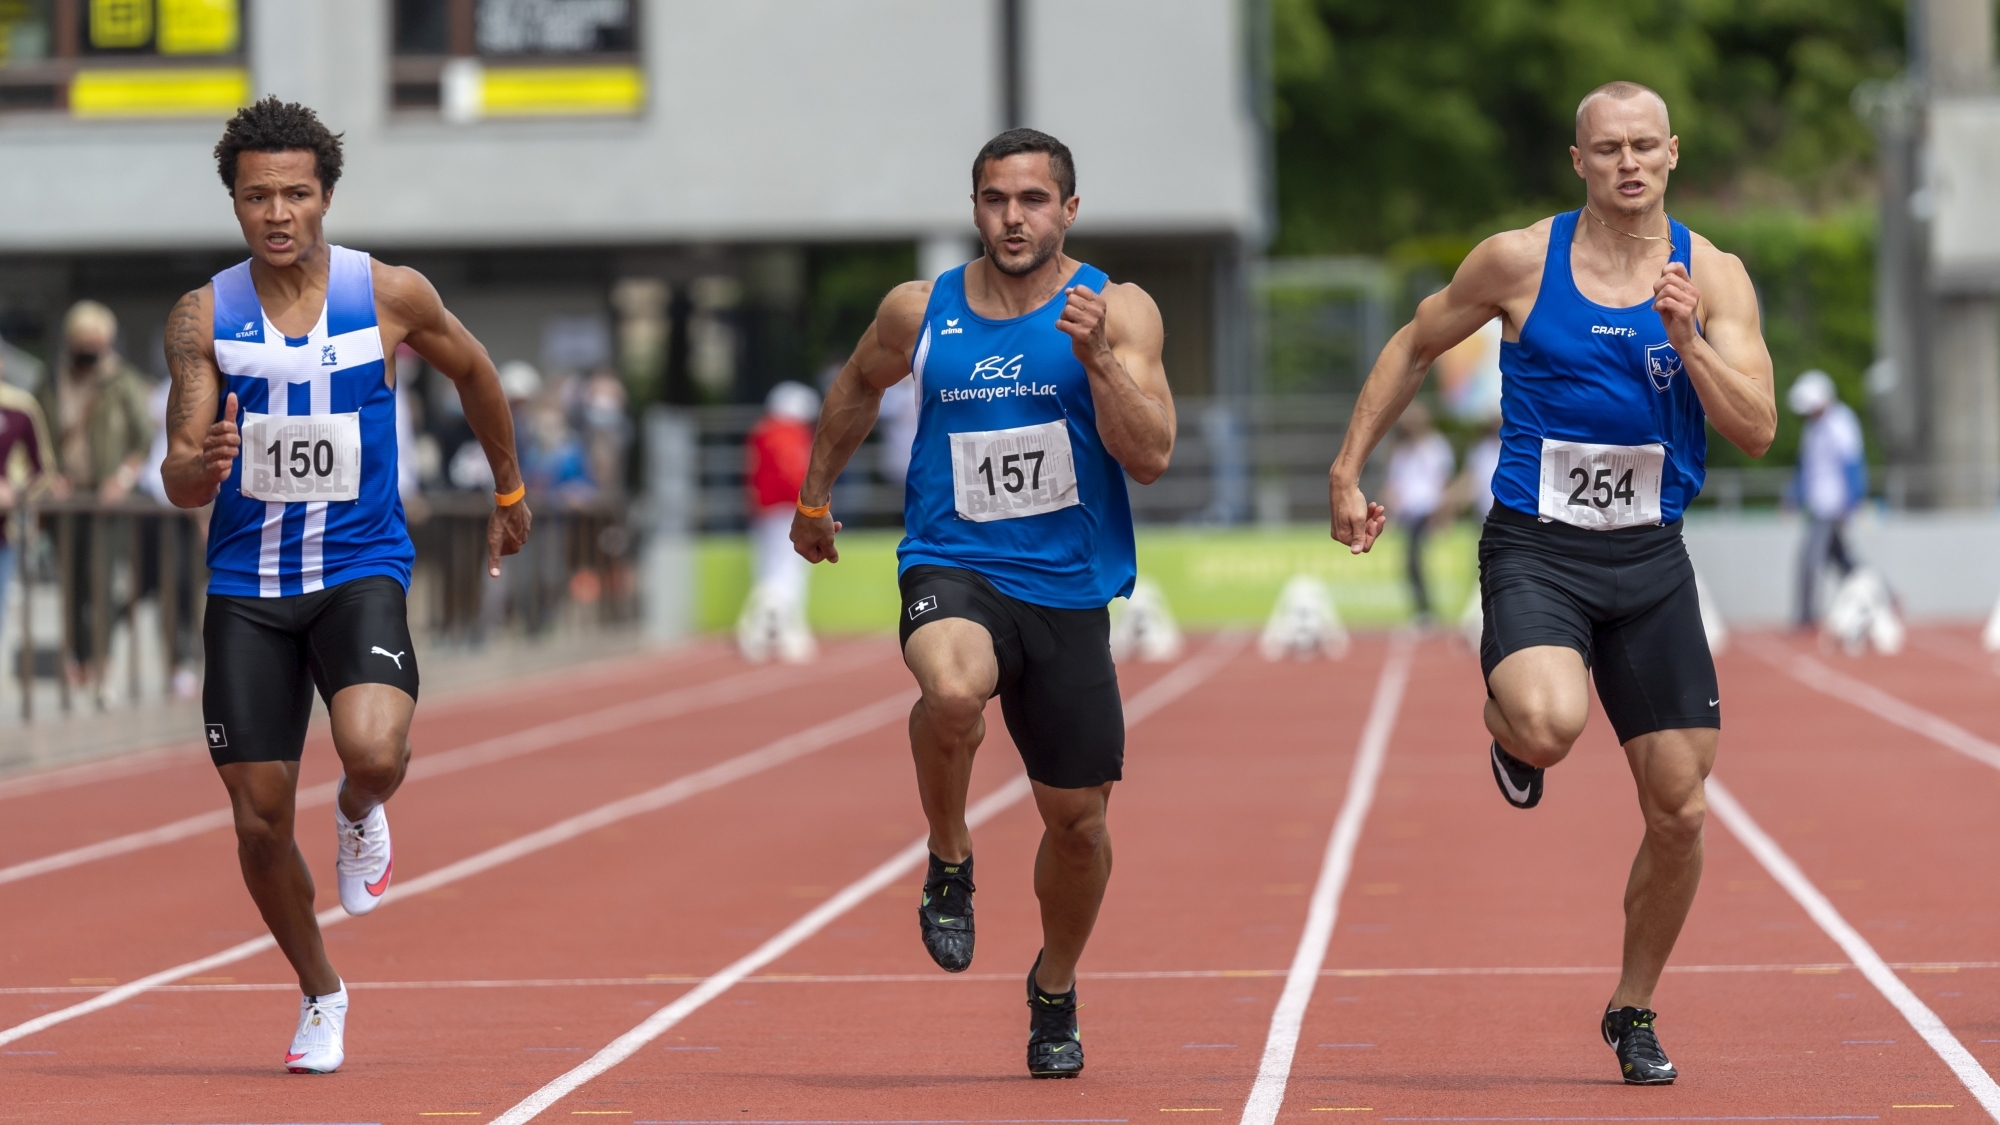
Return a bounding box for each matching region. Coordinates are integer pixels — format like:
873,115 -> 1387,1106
1478,504 -> 1719,745
897,565 -> 1123,789
202,575 -> 420,766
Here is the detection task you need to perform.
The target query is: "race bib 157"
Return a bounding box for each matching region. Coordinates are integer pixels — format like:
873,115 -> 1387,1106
1537,438 -> 1665,530
948,419 -> 1080,523
240,411 -> 363,503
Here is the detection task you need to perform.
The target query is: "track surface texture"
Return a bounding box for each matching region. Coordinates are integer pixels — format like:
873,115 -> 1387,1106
3,627 -> 1998,1122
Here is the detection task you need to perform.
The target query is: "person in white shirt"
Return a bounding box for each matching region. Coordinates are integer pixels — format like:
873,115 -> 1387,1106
1384,402 -> 1455,622
1788,369 -> 1864,627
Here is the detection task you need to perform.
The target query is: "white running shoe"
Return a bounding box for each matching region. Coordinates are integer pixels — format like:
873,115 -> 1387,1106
335,785 -> 393,916
286,985 -> 347,1073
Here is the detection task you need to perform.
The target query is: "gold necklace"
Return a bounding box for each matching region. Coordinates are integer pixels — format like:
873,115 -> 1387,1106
1583,206 -> 1671,243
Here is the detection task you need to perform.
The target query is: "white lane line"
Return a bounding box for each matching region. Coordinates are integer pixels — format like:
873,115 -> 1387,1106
0,654 -> 882,888
1746,638 -> 2000,773
1240,634 -> 1414,1125
1707,778 -> 2000,1119
489,635 -> 1246,1125
0,690 -> 917,1047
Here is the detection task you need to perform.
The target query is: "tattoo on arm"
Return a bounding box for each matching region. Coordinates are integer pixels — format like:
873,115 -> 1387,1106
164,292 -> 209,434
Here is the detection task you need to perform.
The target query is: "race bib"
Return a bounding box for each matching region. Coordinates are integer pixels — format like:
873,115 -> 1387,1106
1538,438 -> 1664,530
240,411 -> 363,503
949,419 -> 1079,523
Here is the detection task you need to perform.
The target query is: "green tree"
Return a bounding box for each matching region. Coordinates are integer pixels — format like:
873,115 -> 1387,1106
1272,0 -> 1906,255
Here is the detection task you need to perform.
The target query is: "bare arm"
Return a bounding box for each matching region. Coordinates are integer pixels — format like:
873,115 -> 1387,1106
161,286 -> 240,509
791,280 -> 930,564
1655,243 -> 1775,456
1056,282 -> 1174,483
1329,229 -> 1541,552
376,262 -> 528,575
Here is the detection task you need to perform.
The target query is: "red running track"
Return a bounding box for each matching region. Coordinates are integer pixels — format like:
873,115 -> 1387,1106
1,628 -> 1998,1123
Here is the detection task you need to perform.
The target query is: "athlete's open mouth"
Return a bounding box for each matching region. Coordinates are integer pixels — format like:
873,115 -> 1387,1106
1617,179 -> 1647,196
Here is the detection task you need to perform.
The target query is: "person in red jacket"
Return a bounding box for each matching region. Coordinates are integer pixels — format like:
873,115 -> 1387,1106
741,382 -> 819,660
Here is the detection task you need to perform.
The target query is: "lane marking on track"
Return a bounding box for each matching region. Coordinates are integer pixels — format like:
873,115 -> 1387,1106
29,959 -> 2000,995
0,690 -> 917,1048
1707,777 -> 2000,1120
1239,634 -> 1414,1125
1744,638 -> 2000,773
0,652 -> 885,888
488,635 -> 1247,1125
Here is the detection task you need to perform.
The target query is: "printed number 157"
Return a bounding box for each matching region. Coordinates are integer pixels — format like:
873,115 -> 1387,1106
976,450 -> 1044,496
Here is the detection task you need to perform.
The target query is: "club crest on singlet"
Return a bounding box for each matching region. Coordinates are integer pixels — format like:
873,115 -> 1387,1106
1644,342 -> 1683,392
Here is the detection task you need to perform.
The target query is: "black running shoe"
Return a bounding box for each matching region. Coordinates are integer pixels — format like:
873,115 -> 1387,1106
1025,952 -> 1083,1079
1603,1005 -> 1677,1085
918,853 -> 975,972
1490,740 -> 1543,809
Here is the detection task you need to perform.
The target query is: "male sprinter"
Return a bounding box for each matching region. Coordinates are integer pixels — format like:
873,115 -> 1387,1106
162,98 -> 530,1074
791,128 -> 1172,1078
1327,83 -> 1774,1085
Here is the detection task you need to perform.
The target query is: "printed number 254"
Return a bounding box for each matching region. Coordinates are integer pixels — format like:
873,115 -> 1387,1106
1567,466 -> 1635,509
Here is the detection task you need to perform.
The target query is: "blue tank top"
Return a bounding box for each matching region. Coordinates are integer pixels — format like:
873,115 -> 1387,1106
206,246 -> 413,597
1490,211 -> 1708,523
898,263 -> 1137,609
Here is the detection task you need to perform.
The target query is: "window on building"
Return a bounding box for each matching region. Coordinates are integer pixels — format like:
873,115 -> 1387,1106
0,0 -> 249,116
391,0 -> 642,119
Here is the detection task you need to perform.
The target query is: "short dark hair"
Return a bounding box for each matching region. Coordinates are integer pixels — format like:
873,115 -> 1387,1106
972,128 -> 1075,200
214,96 -> 344,193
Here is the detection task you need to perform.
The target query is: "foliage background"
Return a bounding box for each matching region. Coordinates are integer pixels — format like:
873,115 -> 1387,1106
1268,0 -> 1908,464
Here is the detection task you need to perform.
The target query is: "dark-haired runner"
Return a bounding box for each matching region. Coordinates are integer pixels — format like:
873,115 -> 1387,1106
792,128 -> 1173,1078
162,97 -> 530,1074
1326,82 -> 1775,1085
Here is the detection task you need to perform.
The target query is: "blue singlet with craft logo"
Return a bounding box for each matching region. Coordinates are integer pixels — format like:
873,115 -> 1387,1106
206,246 -> 413,598
898,262 -> 1137,609
1490,210 -> 1708,523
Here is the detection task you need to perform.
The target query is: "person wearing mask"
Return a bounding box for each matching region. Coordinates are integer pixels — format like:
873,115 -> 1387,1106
1788,369 -> 1864,628
56,300 -> 154,693
1383,402 -> 1455,623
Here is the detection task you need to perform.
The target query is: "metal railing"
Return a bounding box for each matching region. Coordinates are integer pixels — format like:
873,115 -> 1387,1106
2,494 -> 636,720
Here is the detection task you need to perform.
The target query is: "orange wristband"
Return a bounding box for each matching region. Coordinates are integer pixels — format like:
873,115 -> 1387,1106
797,498 -> 831,519
495,484 -> 526,507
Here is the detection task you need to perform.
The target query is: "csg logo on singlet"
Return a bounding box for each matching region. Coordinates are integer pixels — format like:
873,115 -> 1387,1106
1644,342 -> 1683,392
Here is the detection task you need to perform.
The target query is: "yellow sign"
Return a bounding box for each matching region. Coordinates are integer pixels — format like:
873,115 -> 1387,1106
70,67 -> 249,116
480,66 -> 645,117
159,0 -> 239,55
89,0 -> 153,49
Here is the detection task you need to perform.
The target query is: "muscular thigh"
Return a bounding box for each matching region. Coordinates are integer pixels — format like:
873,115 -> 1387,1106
1001,602 -> 1123,790
304,576 -> 419,706
899,565 -> 1012,701
1592,560 -> 1719,746
203,594 -> 315,765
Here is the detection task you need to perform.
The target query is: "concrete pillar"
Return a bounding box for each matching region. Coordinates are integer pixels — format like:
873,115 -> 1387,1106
1923,0 -> 2000,508
640,406 -> 698,644
919,234 -> 976,282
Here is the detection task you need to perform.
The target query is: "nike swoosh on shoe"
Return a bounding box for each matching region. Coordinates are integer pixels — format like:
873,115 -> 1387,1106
365,855 -> 393,897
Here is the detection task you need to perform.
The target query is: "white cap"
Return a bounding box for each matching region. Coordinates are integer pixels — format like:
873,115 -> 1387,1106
765,380 -> 820,422
499,360 -> 543,402
1787,369 -> 1835,415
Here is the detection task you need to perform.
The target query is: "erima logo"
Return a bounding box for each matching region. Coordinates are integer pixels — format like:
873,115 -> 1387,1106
205,723 -> 228,748
970,354 -> 1024,381
940,317 -> 963,336
371,646 -> 406,670
1591,325 -> 1637,337
908,595 -> 939,620
1644,341 -> 1683,391
321,344 -> 338,366
234,320 -> 258,339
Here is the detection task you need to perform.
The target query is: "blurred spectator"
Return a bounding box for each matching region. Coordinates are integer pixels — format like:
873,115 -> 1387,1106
0,360 -> 55,628
875,373 -> 919,489
1385,402 -> 1454,624
523,397 -> 597,507
56,301 -> 154,692
1788,369 -> 1864,628
138,372 -> 205,698
739,381 -> 817,661
574,367 -> 631,500
1449,415 -> 1503,522
476,361 -> 543,640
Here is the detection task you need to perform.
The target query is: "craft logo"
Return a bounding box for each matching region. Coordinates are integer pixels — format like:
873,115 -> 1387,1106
1643,342 -> 1682,392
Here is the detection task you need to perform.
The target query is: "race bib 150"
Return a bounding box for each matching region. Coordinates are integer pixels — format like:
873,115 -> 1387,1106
948,419 -> 1079,523
240,411 -> 363,503
1537,438 -> 1664,530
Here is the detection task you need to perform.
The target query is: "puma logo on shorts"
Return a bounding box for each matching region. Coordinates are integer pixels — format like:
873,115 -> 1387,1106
908,595 -> 939,620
